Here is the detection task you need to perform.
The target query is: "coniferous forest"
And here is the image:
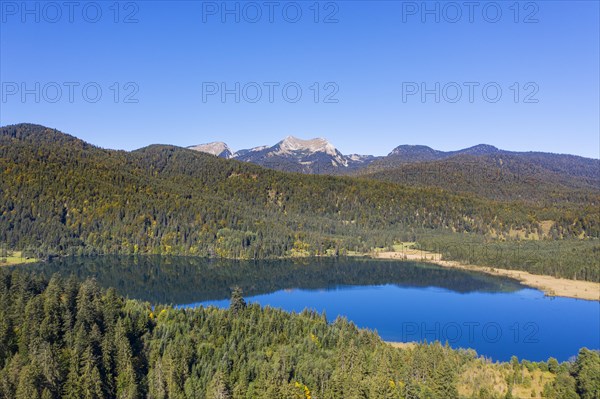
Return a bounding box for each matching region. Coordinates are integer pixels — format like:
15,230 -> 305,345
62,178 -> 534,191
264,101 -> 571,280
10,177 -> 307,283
1,124 -> 599,398
0,269 -> 598,399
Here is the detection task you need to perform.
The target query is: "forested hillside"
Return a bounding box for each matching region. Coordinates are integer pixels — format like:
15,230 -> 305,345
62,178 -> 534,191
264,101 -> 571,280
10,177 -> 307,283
358,154 -> 600,204
0,270 -> 598,399
362,144 -> 599,180
1,124 -> 598,279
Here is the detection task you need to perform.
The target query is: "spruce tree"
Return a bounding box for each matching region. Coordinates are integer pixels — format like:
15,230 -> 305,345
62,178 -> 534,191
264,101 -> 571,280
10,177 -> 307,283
229,287 -> 246,315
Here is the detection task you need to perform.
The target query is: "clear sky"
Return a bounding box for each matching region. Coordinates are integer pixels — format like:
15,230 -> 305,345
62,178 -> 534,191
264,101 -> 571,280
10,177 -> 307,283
1,1 -> 598,158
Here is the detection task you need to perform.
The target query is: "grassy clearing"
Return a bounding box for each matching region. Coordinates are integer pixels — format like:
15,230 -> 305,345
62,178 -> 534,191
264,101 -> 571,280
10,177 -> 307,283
0,251 -> 38,266
458,359 -> 556,398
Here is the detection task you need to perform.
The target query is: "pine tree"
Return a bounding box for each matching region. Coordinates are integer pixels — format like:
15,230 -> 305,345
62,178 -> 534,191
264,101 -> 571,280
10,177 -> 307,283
148,358 -> 167,399
79,346 -> 105,399
15,365 -> 40,399
573,348 -> 600,399
229,287 -> 246,315
205,371 -> 231,399
431,359 -> 458,399
114,320 -> 139,399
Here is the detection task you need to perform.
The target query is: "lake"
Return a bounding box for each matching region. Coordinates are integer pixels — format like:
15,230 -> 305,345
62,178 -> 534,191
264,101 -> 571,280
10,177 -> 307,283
15,256 -> 599,362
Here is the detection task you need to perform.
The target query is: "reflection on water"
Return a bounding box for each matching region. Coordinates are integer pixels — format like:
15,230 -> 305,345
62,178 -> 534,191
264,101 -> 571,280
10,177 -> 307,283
14,256 -> 599,361
15,256 -> 524,303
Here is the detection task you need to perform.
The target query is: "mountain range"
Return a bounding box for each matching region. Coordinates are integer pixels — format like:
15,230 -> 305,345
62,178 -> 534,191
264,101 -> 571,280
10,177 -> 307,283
188,136 -> 375,174
188,136 -> 599,202
189,136 -> 599,177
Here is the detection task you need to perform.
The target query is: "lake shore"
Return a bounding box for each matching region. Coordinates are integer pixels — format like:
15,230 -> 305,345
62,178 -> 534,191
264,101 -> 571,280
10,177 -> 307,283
6,249 -> 599,301
372,249 -> 600,301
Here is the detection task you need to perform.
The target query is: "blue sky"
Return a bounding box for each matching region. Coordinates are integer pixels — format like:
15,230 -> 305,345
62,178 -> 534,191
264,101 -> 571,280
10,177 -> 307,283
1,1 -> 598,158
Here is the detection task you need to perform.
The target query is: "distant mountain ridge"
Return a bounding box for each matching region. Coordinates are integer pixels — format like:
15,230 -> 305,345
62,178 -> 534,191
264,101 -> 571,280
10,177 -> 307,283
188,137 -> 599,183
189,136 -> 376,174
386,143 -> 500,162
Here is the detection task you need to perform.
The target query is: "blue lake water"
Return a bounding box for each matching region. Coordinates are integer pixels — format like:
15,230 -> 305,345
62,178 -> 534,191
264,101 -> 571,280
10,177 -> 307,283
194,285 -> 599,362
18,256 -> 600,362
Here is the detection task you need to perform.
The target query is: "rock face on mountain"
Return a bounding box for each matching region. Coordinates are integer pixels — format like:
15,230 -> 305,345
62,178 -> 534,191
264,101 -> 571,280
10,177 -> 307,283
235,136 -> 351,174
189,136 -> 376,174
187,142 -> 232,158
